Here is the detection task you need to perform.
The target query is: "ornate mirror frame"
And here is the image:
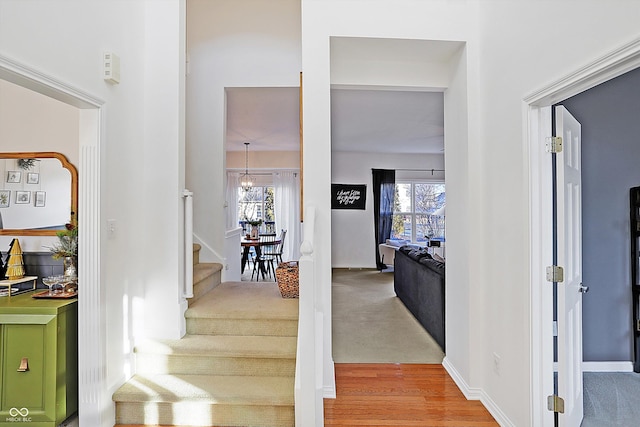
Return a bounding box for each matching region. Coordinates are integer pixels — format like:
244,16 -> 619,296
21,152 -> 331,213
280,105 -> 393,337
0,151 -> 77,236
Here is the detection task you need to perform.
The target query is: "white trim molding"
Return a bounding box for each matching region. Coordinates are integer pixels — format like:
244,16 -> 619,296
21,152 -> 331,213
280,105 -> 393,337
324,358 -> 336,398
0,53 -> 103,108
525,36 -> 640,107
442,357 -> 515,427
583,361 -> 634,372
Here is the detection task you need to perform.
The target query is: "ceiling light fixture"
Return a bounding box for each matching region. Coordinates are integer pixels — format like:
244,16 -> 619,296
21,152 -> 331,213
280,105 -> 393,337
240,142 -> 253,192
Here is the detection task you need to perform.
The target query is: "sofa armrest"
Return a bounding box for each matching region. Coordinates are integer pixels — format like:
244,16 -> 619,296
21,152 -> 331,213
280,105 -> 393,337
378,243 -> 397,266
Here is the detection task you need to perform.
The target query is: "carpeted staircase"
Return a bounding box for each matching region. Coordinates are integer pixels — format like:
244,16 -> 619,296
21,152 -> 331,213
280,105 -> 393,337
112,244 -> 298,427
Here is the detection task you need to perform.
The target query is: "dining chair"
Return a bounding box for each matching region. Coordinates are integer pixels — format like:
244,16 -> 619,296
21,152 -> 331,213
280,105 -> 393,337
272,229 -> 287,264
252,233 -> 277,280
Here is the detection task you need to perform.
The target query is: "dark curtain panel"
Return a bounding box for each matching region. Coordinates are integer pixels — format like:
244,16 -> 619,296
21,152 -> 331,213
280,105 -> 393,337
372,169 -> 396,270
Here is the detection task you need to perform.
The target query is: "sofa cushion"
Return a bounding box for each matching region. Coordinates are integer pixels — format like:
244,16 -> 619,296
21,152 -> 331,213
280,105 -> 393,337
419,256 -> 445,275
399,245 -> 432,261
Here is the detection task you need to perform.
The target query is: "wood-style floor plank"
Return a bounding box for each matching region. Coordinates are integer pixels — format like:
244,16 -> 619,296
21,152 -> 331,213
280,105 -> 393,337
116,364 -> 498,427
324,364 -> 499,427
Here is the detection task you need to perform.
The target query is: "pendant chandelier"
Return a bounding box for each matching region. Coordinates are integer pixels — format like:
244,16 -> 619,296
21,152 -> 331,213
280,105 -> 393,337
240,142 -> 253,192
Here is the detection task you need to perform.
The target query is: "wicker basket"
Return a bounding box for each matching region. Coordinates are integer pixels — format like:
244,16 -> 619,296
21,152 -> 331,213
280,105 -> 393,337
275,261 -> 299,298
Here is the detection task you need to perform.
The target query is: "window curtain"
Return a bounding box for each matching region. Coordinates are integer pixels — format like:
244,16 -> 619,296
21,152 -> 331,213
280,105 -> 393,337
372,169 -> 395,270
226,172 -> 241,231
273,171 -> 301,262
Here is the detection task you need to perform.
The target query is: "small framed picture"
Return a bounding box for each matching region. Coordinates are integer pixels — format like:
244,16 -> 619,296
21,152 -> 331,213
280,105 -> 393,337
34,191 -> 46,207
27,172 -> 39,184
15,191 -> 30,204
0,190 -> 10,208
6,171 -> 21,183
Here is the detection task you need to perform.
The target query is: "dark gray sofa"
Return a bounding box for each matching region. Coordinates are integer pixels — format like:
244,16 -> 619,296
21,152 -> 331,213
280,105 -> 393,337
393,245 -> 445,351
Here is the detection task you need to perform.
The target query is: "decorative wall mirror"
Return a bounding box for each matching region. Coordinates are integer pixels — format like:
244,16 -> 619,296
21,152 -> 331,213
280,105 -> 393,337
0,152 -> 77,236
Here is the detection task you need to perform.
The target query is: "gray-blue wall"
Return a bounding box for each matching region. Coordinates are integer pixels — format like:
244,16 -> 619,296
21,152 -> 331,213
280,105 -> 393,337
561,67 -> 640,362
2,252 -> 64,291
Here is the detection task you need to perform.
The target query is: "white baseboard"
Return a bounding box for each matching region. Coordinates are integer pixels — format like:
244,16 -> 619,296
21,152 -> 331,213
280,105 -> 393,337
324,359 -> 336,398
582,361 -> 633,372
442,357 -> 515,427
324,384 -> 336,398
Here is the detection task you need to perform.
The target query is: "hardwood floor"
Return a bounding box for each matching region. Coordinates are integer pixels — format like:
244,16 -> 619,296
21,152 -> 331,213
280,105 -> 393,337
116,363 -> 498,427
324,364 -> 499,427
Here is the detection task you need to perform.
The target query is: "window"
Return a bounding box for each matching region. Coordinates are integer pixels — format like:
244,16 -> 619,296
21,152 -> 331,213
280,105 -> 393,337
237,186 -> 275,228
392,181 -> 445,243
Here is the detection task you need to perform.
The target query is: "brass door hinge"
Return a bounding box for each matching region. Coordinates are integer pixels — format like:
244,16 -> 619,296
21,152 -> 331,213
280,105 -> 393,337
547,395 -> 565,413
546,265 -> 564,283
546,136 -> 563,153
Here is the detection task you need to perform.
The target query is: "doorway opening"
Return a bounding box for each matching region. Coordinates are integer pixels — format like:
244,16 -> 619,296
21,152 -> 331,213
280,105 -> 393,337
330,87 -> 446,364
223,86 -> 302,282
328,36 -> 466,365
527,37 -> 640,426
0,54 -> 103,426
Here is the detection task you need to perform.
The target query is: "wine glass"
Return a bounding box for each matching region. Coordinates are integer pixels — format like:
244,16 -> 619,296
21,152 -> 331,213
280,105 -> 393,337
42,276 -> 59,295
54,275 -> 67,293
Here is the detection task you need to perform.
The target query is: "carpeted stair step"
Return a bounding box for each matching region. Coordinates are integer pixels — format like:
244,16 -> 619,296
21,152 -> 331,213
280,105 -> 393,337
193,243 -> 202,265
190,261 -> 222,304
134,334 -> 296,376
113,373 -> 294,427
186,281 -> 298,337
113,282 -> 298,427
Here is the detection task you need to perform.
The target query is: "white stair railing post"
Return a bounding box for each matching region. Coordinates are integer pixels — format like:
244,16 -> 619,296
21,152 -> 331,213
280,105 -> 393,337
182,189 -> 193,298
295,206 -> 323,426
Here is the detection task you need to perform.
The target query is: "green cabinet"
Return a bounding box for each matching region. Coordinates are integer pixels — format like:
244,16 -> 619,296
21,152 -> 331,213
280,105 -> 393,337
0,292 -> 77,427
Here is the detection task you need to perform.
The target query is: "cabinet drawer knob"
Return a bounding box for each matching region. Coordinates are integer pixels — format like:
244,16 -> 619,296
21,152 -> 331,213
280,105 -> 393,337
17,357 -> 29,372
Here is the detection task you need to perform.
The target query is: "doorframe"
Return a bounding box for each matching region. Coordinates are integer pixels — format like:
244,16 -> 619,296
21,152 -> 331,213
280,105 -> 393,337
526,37 -> 640,426
0,54 -> 107,426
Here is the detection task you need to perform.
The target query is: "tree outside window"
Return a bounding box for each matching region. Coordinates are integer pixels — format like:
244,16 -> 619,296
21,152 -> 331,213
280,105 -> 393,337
237,186 -> 274,222
392,181 -> 445,243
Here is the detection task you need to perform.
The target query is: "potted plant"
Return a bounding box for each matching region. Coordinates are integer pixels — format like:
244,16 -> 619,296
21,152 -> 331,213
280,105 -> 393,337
48,221 -> 78,280
247,219 -> 262,238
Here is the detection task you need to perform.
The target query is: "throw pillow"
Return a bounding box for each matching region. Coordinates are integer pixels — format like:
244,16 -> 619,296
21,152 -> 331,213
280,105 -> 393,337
407,247 -> 432,260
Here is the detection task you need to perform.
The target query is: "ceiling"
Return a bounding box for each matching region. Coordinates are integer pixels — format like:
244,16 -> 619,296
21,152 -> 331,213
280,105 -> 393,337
225,87 -> 444,154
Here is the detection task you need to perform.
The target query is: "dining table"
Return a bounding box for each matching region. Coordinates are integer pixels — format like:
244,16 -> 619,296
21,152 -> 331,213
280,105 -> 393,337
241,235 -> 281,280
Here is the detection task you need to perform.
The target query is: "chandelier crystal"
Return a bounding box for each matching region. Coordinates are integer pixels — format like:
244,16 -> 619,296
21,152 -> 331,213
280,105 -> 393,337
241,142 -> 253,192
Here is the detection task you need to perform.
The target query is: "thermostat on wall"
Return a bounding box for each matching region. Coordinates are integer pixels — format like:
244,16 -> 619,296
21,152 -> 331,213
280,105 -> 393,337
103,52 -> 120,84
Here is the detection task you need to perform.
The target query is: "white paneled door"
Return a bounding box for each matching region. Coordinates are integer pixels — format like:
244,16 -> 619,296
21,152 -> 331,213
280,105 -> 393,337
555,105 -> 584,427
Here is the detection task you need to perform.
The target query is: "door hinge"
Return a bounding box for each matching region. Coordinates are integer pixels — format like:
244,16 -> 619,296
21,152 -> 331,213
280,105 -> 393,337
553,320 -> 558,337
637,319 -> 640,332
545,136 -> 563,153
546,265 -> 564,282
547,395 -> 565,413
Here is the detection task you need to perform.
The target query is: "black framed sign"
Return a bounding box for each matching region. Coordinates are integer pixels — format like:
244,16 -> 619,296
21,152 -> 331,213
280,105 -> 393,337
331,184 -> 366,210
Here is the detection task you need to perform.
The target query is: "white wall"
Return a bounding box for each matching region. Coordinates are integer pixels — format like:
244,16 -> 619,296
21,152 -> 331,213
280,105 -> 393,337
227,150 -> 300,170
331,151 -> 444,268
0,80 -> 79,165
303,0 -> 640,425
186,0 -> 301,273
0,1 -> 185,425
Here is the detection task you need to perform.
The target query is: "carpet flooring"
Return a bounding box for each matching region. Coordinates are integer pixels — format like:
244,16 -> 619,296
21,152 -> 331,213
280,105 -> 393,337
331,268 -> 444,363
581,372 -> 640,427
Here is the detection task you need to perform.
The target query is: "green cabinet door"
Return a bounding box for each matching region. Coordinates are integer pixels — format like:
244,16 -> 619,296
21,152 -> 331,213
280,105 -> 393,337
0,293 -> 77,427
1,323 -> 50,416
